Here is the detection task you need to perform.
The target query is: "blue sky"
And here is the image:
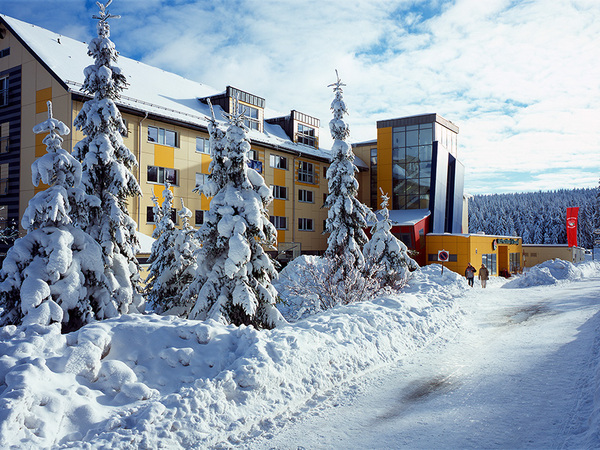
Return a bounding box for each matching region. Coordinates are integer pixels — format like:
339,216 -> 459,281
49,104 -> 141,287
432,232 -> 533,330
3,0 -> 600,195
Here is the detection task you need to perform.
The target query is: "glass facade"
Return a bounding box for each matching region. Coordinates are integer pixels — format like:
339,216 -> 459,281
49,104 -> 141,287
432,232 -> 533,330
391,123 -> 432,210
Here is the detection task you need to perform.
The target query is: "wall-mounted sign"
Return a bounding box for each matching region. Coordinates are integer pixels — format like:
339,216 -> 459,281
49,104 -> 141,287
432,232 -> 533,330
492,239 -> 497,250
496,238 -> 520,245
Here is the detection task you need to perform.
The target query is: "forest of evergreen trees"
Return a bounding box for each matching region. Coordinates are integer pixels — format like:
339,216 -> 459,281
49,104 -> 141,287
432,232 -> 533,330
468,188 -> 599,249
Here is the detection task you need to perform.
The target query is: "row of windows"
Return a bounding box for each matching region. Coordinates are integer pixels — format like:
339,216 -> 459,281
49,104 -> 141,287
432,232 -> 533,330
392,194 -> 430,210
271,186 -> 314,202
146,129 -> 319,184
393,161 -> 432,181
148,126 -> 178,147
392,145 -> 433,164
269,216 -> 315,232
392,123 -> 433,148
146,206 -> 205,227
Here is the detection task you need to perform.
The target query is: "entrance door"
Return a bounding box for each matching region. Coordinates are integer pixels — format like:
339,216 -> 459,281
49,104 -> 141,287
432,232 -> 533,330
498,245 -> 509,275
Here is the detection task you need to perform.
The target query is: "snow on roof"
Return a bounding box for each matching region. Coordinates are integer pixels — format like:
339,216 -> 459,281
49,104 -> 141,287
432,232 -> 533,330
387,209 -> 431,226
1,14 -> 334,159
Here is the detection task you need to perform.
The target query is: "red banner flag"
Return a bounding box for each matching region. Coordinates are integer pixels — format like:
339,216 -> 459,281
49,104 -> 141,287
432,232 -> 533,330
567,207 -> 579,247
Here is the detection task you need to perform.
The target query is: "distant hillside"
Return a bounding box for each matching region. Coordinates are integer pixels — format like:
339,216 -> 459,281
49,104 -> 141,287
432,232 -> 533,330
468,188 -> 598,248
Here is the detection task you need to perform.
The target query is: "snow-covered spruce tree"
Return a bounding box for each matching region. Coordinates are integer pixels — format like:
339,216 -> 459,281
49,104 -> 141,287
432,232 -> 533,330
145,187 -> 199,315
73,0 -> 143,317
0,102 -> 106,331
364,189 -> 418,289
144,186 -> 176,313
180,99 -> 227,310
188,98 -> 284,329
323,71 -> 375,279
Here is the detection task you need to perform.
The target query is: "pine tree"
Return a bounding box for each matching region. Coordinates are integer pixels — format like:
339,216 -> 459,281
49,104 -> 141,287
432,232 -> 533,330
145,187 -> 200,315
188,97 -> 284,329
323,71 -> 375,279
364,190 -> 418,288
73,0 -> 143,317
144,185 -> 176,313
0,102 -> 106,331
181,99 -> 226,309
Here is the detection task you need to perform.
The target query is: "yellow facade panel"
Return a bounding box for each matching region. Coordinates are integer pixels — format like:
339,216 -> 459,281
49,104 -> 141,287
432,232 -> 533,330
35,87 -> 52,114
200,194 -> 211,210
272,199 -> 286,216
154,144 -> 174,168
273,168 -> 286,186
35,133 -> 46,157
277,230 -> 286,243
201,154 -> 211,174
377,127 -> 393,205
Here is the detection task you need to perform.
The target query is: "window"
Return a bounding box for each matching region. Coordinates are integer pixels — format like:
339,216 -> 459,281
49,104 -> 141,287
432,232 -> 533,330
271,185 -> 288,200
0,48 -> 9,59
0,78 -> 7,107
0,205 -> 7,229
147,165 -> 178,185
298,218 -> 314,231
247,149 -> 263,173
297,123 -> 316,147
195,173 -> 207,190
195,210 -> 204,226
509,252 -> 521,273
298,189 -> 314,203
298,161 -> 315,184
270,215 -> 287,230
270,154 -> 288,170
146,206 -> 177,224
482,253 -> 497,275
237,103 -> 260,130
148,126 -> 178,147
0,163 -> 8,195
323,165 -> 328,178
196,137 -> 210,154
0,122 -> 8,153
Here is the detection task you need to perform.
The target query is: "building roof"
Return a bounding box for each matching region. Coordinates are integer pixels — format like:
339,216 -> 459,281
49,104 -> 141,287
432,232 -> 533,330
0,14 -> 343,162
387,209 -> 431,226
377,113 -> 459,134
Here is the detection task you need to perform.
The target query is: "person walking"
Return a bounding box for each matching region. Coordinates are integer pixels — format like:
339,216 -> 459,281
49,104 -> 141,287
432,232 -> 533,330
465,263 -> 476,287
479,263 -> 489,288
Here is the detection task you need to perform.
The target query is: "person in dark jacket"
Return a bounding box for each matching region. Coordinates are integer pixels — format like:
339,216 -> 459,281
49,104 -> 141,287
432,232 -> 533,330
479,264 -> 489,288
465,263 -> 476,287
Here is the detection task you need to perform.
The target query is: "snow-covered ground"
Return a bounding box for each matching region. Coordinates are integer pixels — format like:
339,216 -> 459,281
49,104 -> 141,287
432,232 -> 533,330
1,260 -> 600,448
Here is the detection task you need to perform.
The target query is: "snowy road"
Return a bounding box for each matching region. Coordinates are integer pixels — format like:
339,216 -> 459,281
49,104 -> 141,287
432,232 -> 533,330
247,276 -> 600,449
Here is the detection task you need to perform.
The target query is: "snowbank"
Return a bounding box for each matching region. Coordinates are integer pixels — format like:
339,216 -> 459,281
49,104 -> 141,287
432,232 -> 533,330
0,265 -> 466,448
502,259 -> 600,289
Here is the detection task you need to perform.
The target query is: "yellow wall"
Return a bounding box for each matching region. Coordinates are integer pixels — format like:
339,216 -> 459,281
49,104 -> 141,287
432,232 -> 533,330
0,29 -> 72,230
426,234 -> 522,276
377,127 -> 393,207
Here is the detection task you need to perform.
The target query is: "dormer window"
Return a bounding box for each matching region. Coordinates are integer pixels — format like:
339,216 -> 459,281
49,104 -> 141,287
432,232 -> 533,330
200,86 -> 265,133
297,123 -> 316,147
238,103 -> 260,131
